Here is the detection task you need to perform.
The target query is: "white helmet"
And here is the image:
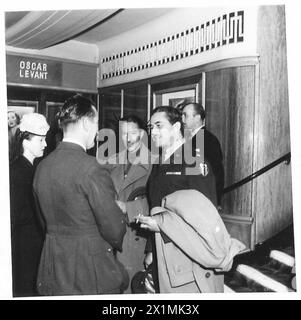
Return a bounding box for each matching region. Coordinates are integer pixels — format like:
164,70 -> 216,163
19,113 -> 49,136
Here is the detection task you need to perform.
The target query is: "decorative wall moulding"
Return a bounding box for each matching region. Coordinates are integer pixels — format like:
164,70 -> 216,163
100,11 -> 244,81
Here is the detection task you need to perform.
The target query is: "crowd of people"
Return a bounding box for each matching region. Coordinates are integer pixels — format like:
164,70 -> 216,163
8,94 -> 245,297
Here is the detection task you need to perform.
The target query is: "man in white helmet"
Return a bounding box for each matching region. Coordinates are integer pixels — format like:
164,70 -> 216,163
33,95 -> 129,296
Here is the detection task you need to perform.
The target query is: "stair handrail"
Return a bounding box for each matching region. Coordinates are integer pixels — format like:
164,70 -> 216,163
223,152 -> 291,194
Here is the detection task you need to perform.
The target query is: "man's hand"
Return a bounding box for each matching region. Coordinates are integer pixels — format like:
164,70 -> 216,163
136,215 -> 160,232
144,252 -> 153,269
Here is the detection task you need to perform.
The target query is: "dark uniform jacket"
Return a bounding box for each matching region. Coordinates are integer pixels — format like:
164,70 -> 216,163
33,142 -> 128,295
146,140 -> 217,292
192,127 -> 224,205
148,140 -> 217,209
10,156 -> 44,297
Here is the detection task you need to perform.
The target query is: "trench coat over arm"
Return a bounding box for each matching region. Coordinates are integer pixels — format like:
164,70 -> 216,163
33,142 -> 129,296
98,144 -> 152,292
151,189 -> 246,293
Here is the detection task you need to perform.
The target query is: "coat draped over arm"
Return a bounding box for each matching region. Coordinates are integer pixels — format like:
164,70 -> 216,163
151,189 -> 246,293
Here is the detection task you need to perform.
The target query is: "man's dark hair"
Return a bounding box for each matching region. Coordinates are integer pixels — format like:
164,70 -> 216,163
120,114 -> 146,131
10,129 -> 35,163
182,102 -> 206,121
58,94 -> 96,130
151,106 -> 184,136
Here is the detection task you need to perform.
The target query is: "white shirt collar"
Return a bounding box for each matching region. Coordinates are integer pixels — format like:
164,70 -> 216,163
191,124 -> 205,138
163,138 -> 185,162
63,138 -> 86,151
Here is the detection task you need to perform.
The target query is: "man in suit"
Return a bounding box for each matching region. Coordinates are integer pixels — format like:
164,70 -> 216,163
181,102 -> 224,207
33,94 -> 129,295
138,106 -> 218,293
97,114 -> 152,293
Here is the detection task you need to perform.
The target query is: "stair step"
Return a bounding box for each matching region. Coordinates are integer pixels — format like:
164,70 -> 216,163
224,226 -> 295,292
269,250 -> 295,267
236,264 -> 290,292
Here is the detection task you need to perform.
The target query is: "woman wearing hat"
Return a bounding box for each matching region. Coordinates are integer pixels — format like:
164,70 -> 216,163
9,113 -> 49,297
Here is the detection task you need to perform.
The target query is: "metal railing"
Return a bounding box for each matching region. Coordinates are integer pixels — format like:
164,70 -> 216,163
223,152 -> 291,194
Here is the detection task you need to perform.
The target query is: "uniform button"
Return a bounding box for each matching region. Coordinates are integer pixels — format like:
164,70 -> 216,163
107,248 -> 112,252
205,272 -> 211,278
38,282 -> 42,287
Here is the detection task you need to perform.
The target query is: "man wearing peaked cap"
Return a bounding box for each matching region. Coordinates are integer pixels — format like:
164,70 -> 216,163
33,95 -> 129,296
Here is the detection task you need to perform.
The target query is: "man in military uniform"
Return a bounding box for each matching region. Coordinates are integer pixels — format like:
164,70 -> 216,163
33,95 -> 128,295
138,106 -> 217,293
98,114 -> 152,293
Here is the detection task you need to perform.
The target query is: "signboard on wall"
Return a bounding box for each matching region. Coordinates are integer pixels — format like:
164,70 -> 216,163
6,55 -> 63,86
6,54 -> 98,92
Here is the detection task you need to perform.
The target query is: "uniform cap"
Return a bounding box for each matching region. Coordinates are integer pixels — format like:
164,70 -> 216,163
19,113 -> 49,136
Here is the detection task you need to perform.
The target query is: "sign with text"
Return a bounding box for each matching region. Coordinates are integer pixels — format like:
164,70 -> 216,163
6,55 -> 63,86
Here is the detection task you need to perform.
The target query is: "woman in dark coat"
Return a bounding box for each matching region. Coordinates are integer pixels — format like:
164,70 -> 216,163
9,113 -> 49,297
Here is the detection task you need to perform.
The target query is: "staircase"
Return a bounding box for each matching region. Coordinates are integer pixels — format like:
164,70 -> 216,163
224,225 -> 296,292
